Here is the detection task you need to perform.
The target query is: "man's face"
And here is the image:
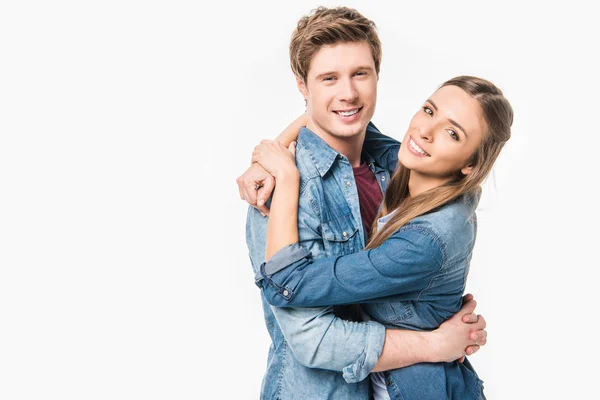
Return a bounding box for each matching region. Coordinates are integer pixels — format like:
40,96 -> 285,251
298,41 -> 378,141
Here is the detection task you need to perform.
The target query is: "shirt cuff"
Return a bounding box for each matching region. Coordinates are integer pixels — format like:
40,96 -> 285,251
342,321 -> 386,383
263,243 -> 311,275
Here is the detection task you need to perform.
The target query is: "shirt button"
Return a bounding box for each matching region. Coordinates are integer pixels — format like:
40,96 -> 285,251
346,181 -> 352,187
283,289 -> 289,296
343,231 -> 348,237
381,176 -> 386,181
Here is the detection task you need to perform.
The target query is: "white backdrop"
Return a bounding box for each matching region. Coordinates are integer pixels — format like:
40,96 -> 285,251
1,1 -> 598,399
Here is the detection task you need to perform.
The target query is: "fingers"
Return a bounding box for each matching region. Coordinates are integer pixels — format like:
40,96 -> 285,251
462,312 -> 479,323
288,141 -> 297,156
474,314 -> 486,330
464,344 -> 480,356
257,175 -> 275,209
243,182 -> 267,217
459,297 -> 477,317
241,178 -> 259,206
470,329 -> 487,346
251,148 -> 264,165
236,176 -> 245,200
462,293 -> 474,304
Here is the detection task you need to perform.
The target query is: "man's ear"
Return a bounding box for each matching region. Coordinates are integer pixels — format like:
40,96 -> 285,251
296,77 -> 308,101
461,165 -> 474,176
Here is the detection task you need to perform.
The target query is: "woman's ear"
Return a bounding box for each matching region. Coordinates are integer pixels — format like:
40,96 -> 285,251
461,165 -> 474,176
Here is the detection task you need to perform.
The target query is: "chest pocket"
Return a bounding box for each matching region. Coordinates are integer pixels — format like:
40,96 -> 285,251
321,213 -> 359,256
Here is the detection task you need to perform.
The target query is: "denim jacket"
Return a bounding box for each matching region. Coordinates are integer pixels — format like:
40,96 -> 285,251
246,124 -> 398,399
256,180 -> 485,398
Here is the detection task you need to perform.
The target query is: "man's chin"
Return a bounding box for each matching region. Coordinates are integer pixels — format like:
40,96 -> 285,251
330,121 -> 368,138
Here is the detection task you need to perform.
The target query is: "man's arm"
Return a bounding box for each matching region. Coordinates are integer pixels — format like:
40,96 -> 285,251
363,121 -> 401,174
247,204 -> 386,382
372,295 -> 486,372
247,193 -> 485,383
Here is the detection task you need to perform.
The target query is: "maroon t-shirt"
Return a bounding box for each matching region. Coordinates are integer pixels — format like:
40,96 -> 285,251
353,160 -> 383,240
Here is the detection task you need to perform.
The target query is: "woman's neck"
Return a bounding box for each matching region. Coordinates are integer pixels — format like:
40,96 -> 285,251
407,172 -> 451,197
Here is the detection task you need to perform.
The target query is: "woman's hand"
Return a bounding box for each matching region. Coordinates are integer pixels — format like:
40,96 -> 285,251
252,140 -> 297,179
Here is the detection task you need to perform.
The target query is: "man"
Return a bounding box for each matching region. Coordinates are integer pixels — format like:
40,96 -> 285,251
238,7 -> 486,399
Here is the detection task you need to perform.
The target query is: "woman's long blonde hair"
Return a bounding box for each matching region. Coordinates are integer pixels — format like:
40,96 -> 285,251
366,76 -> 513,250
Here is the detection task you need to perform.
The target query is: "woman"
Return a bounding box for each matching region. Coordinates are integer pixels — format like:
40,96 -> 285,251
251,76 -> 513,400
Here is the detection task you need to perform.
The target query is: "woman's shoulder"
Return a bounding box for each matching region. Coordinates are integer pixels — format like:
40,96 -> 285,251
406,193 -> 479,244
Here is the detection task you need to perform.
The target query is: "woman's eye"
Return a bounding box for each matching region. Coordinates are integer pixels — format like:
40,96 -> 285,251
423,106 -> 433,115
447,129 -> 459,141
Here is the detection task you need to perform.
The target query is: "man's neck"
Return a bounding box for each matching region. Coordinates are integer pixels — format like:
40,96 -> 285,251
306,121 -> 365,168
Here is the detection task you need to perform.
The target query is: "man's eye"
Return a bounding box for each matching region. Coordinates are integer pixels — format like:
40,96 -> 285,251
355,71 -> 366,76
423,106 -> 433,115
447,129 -> 459,141
323,76 -> 335,81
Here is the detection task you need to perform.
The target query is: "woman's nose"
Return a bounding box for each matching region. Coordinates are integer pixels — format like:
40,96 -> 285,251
419,125 -> 433,142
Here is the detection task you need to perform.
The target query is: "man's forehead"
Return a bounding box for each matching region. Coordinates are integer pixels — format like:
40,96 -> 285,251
307,42 -> 375,77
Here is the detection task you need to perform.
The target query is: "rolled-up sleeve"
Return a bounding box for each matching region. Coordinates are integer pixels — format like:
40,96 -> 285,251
255,243 -> 311,287
271,305 -> 385,383
259,225 -> 445,308
342,320 -> 386,383
247,195 -> 387,380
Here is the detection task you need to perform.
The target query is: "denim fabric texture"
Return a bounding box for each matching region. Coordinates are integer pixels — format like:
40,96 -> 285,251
246,124 -> 397,399
257,155 -> 486,399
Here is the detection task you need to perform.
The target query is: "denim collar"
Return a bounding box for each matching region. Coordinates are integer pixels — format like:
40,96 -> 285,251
297,126 -> 386,177
297,127 -> 342,177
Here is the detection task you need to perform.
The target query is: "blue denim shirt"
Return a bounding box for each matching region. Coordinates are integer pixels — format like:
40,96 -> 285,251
246,124 -> 399,399
256,184 -> 485,398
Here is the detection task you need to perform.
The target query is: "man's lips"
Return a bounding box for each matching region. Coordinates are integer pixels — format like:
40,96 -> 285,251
333,106 -> 363,117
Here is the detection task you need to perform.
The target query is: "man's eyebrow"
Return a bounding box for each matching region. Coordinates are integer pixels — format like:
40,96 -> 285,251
427,99 -> 469,138
315,71 -> 337,79
315,66 -> 374,80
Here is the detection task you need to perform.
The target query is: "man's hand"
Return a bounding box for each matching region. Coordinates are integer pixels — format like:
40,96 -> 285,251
429,294 -> 487,363
236,163 -> 275,217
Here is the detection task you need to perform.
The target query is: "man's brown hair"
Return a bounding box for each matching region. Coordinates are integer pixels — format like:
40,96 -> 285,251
289,7 -> 382,82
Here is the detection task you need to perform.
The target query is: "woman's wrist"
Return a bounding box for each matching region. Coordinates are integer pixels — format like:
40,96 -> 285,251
273,166 -> 300,182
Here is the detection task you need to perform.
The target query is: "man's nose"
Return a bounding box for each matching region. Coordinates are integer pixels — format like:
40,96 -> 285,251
338,78 -> 358,102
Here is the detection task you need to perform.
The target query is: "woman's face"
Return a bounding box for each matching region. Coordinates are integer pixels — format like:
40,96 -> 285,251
398,85 -> 487,184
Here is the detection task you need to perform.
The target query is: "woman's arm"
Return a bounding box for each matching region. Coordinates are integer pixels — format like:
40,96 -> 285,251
251,140 -> 300,260
237,113 -> 307,215
275,113 -> 308,146
257,226 -> 444,307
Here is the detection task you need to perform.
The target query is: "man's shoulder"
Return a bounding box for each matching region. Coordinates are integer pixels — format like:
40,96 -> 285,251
294,145 -> 320,180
